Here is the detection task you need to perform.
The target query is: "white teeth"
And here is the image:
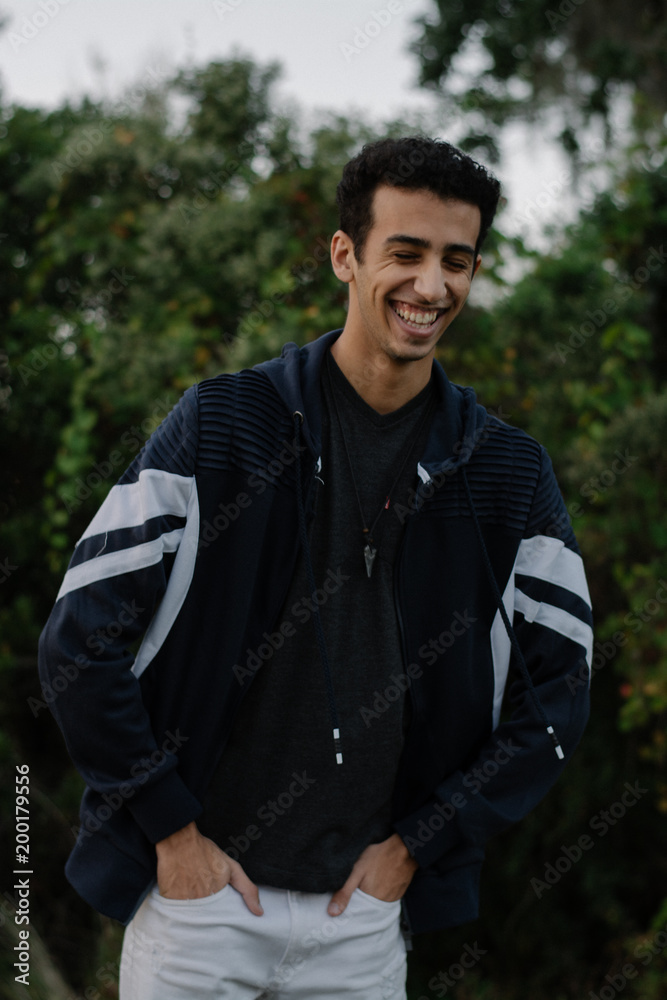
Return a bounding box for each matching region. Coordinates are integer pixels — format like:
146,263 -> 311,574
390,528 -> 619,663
393,304 -> 438,326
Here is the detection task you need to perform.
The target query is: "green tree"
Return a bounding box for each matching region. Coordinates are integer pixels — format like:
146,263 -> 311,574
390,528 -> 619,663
412,0 -> 667,160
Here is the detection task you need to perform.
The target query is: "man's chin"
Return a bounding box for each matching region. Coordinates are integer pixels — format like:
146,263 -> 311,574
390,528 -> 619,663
379,350 -> 435,371
385,334 -> 440,364
385,320 -> 449,364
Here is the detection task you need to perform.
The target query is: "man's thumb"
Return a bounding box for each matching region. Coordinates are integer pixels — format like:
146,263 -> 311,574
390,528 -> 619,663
328,887 -> 352,917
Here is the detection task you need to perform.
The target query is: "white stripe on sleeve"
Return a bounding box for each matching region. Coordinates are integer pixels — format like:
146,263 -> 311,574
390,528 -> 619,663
490,572 -> 513,731
132,479 -> 200,678
514,588 -> 594,670
78,469 -> 193,543
56,529 -> 184,600
515,535 -> 591,608
490,536 -> 594,727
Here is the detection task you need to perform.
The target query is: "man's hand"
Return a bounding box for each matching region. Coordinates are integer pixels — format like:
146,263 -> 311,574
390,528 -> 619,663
327,833 -> 417,916
155,821 -> 263,915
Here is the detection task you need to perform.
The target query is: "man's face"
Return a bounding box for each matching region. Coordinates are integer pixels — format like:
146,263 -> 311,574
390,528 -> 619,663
335,185 -> 482,365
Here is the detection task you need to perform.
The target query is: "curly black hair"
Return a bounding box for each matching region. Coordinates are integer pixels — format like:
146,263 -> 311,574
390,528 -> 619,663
336,136 -> 501,263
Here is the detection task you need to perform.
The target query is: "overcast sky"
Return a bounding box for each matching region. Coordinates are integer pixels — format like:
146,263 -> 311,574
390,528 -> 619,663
0,0 -> 577,242
0,0 -> 435,115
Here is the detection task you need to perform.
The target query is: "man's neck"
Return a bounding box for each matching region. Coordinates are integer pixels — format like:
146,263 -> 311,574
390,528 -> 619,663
330,332 -> 433,415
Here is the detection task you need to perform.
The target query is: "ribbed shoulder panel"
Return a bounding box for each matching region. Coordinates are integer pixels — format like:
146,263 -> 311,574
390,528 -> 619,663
464,417 -> 575,546
118,386 -> 199,484
426,417 -> 543,534
471,417 -> 542,531
525,446 -> 578,549
195,370 -> 297,483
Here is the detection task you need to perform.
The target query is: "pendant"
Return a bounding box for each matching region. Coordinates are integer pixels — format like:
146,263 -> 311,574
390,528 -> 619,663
364,542 -> 377,578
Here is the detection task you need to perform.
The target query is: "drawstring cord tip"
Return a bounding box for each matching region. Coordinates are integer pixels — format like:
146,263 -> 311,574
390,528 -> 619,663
547,725 -> 564,760
333,727 -> 343,765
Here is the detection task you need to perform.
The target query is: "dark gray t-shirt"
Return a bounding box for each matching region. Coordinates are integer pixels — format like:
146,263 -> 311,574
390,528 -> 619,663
198,351 -> 436,891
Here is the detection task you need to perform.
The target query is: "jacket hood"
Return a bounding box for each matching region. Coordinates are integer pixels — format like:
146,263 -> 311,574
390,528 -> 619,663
254,328 -> 489,478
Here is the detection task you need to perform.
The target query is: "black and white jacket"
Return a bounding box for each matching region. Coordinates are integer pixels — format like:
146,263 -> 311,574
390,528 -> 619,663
39,329 -> 593,933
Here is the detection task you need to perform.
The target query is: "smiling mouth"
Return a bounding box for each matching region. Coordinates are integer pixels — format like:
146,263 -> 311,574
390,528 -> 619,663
390,299 -> 447,332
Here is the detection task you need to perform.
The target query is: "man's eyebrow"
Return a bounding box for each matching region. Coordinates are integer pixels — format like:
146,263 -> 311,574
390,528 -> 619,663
384,235 -> 476,257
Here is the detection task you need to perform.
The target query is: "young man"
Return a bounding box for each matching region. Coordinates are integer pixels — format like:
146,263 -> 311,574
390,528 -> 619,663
39,137 -> 593,999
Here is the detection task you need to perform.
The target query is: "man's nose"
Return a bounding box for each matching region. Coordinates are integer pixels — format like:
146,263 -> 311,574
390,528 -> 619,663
412,258 -> 447,304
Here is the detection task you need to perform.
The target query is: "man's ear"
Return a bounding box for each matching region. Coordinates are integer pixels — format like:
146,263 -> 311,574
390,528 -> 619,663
331,230 -> 356,284
472,254 -> 482,280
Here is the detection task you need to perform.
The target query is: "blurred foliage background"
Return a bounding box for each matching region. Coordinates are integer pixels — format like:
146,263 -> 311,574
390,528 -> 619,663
1,1 -> 666,997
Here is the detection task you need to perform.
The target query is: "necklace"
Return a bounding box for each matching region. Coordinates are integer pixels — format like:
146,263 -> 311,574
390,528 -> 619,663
326,356 -> 436,578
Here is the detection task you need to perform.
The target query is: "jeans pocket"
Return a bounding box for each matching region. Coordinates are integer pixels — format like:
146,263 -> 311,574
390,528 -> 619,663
354,887 -> 402,909
151,882 -> 233,908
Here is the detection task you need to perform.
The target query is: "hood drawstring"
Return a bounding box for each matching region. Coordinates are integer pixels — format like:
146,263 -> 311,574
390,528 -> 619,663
293,411 -> 343,765
461,468 -> 565,761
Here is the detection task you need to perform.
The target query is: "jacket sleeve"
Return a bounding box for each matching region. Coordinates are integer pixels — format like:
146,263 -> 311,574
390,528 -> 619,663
394,447 -> 593,867
37,386 -> 203,845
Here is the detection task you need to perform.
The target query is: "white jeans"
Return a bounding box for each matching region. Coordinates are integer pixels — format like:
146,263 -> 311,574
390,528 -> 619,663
119,882 -> 407,999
